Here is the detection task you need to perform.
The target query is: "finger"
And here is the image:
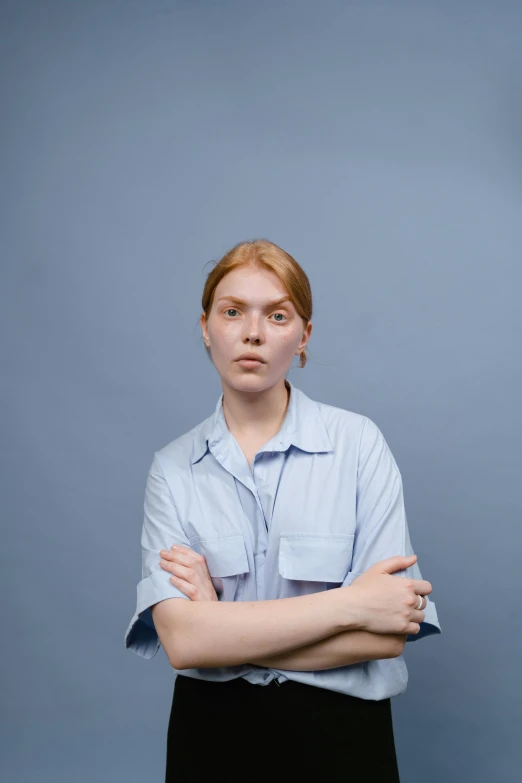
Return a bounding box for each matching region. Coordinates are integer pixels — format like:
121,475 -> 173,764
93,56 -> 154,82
160,559 -> 195,581
379,555 -> 417,574
160,558 -> 176,572
158,545 -> 193,559
160,547 -> 188,559
173,548 -> 207,569
412,579 -> 433,597
160,549 -> 193,566
169,574 -> 197,598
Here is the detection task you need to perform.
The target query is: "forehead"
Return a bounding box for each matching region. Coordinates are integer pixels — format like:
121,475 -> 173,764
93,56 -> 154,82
214,265 -> 291,303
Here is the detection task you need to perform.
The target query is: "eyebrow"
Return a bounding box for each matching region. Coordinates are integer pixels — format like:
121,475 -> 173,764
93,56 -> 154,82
216,295 -> 292,308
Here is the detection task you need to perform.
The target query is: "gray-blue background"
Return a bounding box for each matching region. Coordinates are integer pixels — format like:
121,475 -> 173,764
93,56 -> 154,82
2,1 -> 521,781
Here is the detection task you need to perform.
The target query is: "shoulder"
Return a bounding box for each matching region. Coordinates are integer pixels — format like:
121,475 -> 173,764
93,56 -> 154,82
314,396 -> 394,460
314,396 -> 372,446
152,413 -> 211,470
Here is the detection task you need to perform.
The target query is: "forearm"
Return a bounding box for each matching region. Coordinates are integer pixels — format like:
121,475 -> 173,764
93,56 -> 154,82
248,629 -> 401,671
166,589 -> 359,670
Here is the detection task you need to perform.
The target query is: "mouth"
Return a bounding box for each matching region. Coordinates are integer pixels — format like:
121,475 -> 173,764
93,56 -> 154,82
236,358 -> 264,369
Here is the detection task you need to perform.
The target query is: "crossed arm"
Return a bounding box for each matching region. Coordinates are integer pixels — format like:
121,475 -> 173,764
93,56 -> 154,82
157,545 -> 405,671
247,628 -> 405,671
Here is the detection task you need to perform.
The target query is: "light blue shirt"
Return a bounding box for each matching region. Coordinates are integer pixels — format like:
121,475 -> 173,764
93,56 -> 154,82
125,379 -> 441,700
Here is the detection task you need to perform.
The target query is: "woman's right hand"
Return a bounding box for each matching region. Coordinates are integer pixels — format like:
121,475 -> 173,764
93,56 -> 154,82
337,554 -> 432,636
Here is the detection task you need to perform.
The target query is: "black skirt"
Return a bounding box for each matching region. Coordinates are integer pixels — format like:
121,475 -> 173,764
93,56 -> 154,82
166,674 -> 401,782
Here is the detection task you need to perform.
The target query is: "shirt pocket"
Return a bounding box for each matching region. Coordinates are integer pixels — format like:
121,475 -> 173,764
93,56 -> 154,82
278,533 -> 355,593
189,534 -> 250,602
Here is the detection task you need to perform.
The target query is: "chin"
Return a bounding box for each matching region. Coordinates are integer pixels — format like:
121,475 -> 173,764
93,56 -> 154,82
223,374 -> 271,392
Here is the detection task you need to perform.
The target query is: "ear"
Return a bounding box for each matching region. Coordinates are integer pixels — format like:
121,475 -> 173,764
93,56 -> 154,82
200,312 -> 209,345
297,320 -> 312,352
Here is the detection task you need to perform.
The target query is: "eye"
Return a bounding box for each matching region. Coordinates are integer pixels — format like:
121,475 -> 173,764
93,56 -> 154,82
224,308 -> 239,317
271,312 -> 287,322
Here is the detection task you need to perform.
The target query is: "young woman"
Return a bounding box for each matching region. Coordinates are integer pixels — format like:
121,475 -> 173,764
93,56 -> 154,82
125,239 -> 441,782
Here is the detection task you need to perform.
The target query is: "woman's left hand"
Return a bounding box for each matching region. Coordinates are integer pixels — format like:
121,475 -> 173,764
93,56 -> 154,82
159,545 -> 219,601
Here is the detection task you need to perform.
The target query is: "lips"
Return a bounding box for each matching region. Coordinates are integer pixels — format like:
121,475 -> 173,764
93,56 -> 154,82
236,354 -> 265,363
237,359 -> 264,368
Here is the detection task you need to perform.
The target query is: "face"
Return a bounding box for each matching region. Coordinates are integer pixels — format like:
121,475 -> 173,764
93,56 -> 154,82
200,265 -> 312,393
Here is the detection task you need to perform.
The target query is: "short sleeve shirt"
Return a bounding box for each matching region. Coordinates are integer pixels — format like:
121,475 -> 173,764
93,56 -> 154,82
125,379 -> 441,699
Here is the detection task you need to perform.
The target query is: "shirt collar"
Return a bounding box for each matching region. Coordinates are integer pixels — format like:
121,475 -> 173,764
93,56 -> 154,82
190,378 -> 333,464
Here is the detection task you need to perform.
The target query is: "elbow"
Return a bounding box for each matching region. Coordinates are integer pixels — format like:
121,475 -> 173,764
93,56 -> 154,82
389,634 -> 408,658
168,637 -> 193,670
151,598 -> 191,670
169,650 -> 186,670
166,637 -> 184,670
170,645 -> 202,671
165,630 -> 195,671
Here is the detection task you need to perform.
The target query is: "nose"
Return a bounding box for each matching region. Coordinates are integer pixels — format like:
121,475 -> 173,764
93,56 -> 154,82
242,314 -> 264,344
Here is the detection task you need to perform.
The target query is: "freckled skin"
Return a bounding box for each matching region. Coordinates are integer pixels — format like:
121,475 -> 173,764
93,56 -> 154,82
200,265 -> 312,396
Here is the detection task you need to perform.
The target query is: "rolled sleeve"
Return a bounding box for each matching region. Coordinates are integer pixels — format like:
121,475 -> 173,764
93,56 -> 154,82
342,417 -> 442,643
124,452 -> 191,660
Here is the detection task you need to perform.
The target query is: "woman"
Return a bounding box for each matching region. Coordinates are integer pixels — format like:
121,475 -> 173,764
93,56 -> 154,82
125,239 -> 441,781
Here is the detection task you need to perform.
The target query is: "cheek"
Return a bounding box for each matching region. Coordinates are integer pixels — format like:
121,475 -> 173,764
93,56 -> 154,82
272,327 -> 302,353
209,321 -> 238,348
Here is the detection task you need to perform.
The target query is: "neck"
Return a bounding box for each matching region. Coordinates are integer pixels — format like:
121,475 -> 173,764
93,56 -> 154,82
221,378 -> 291,441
